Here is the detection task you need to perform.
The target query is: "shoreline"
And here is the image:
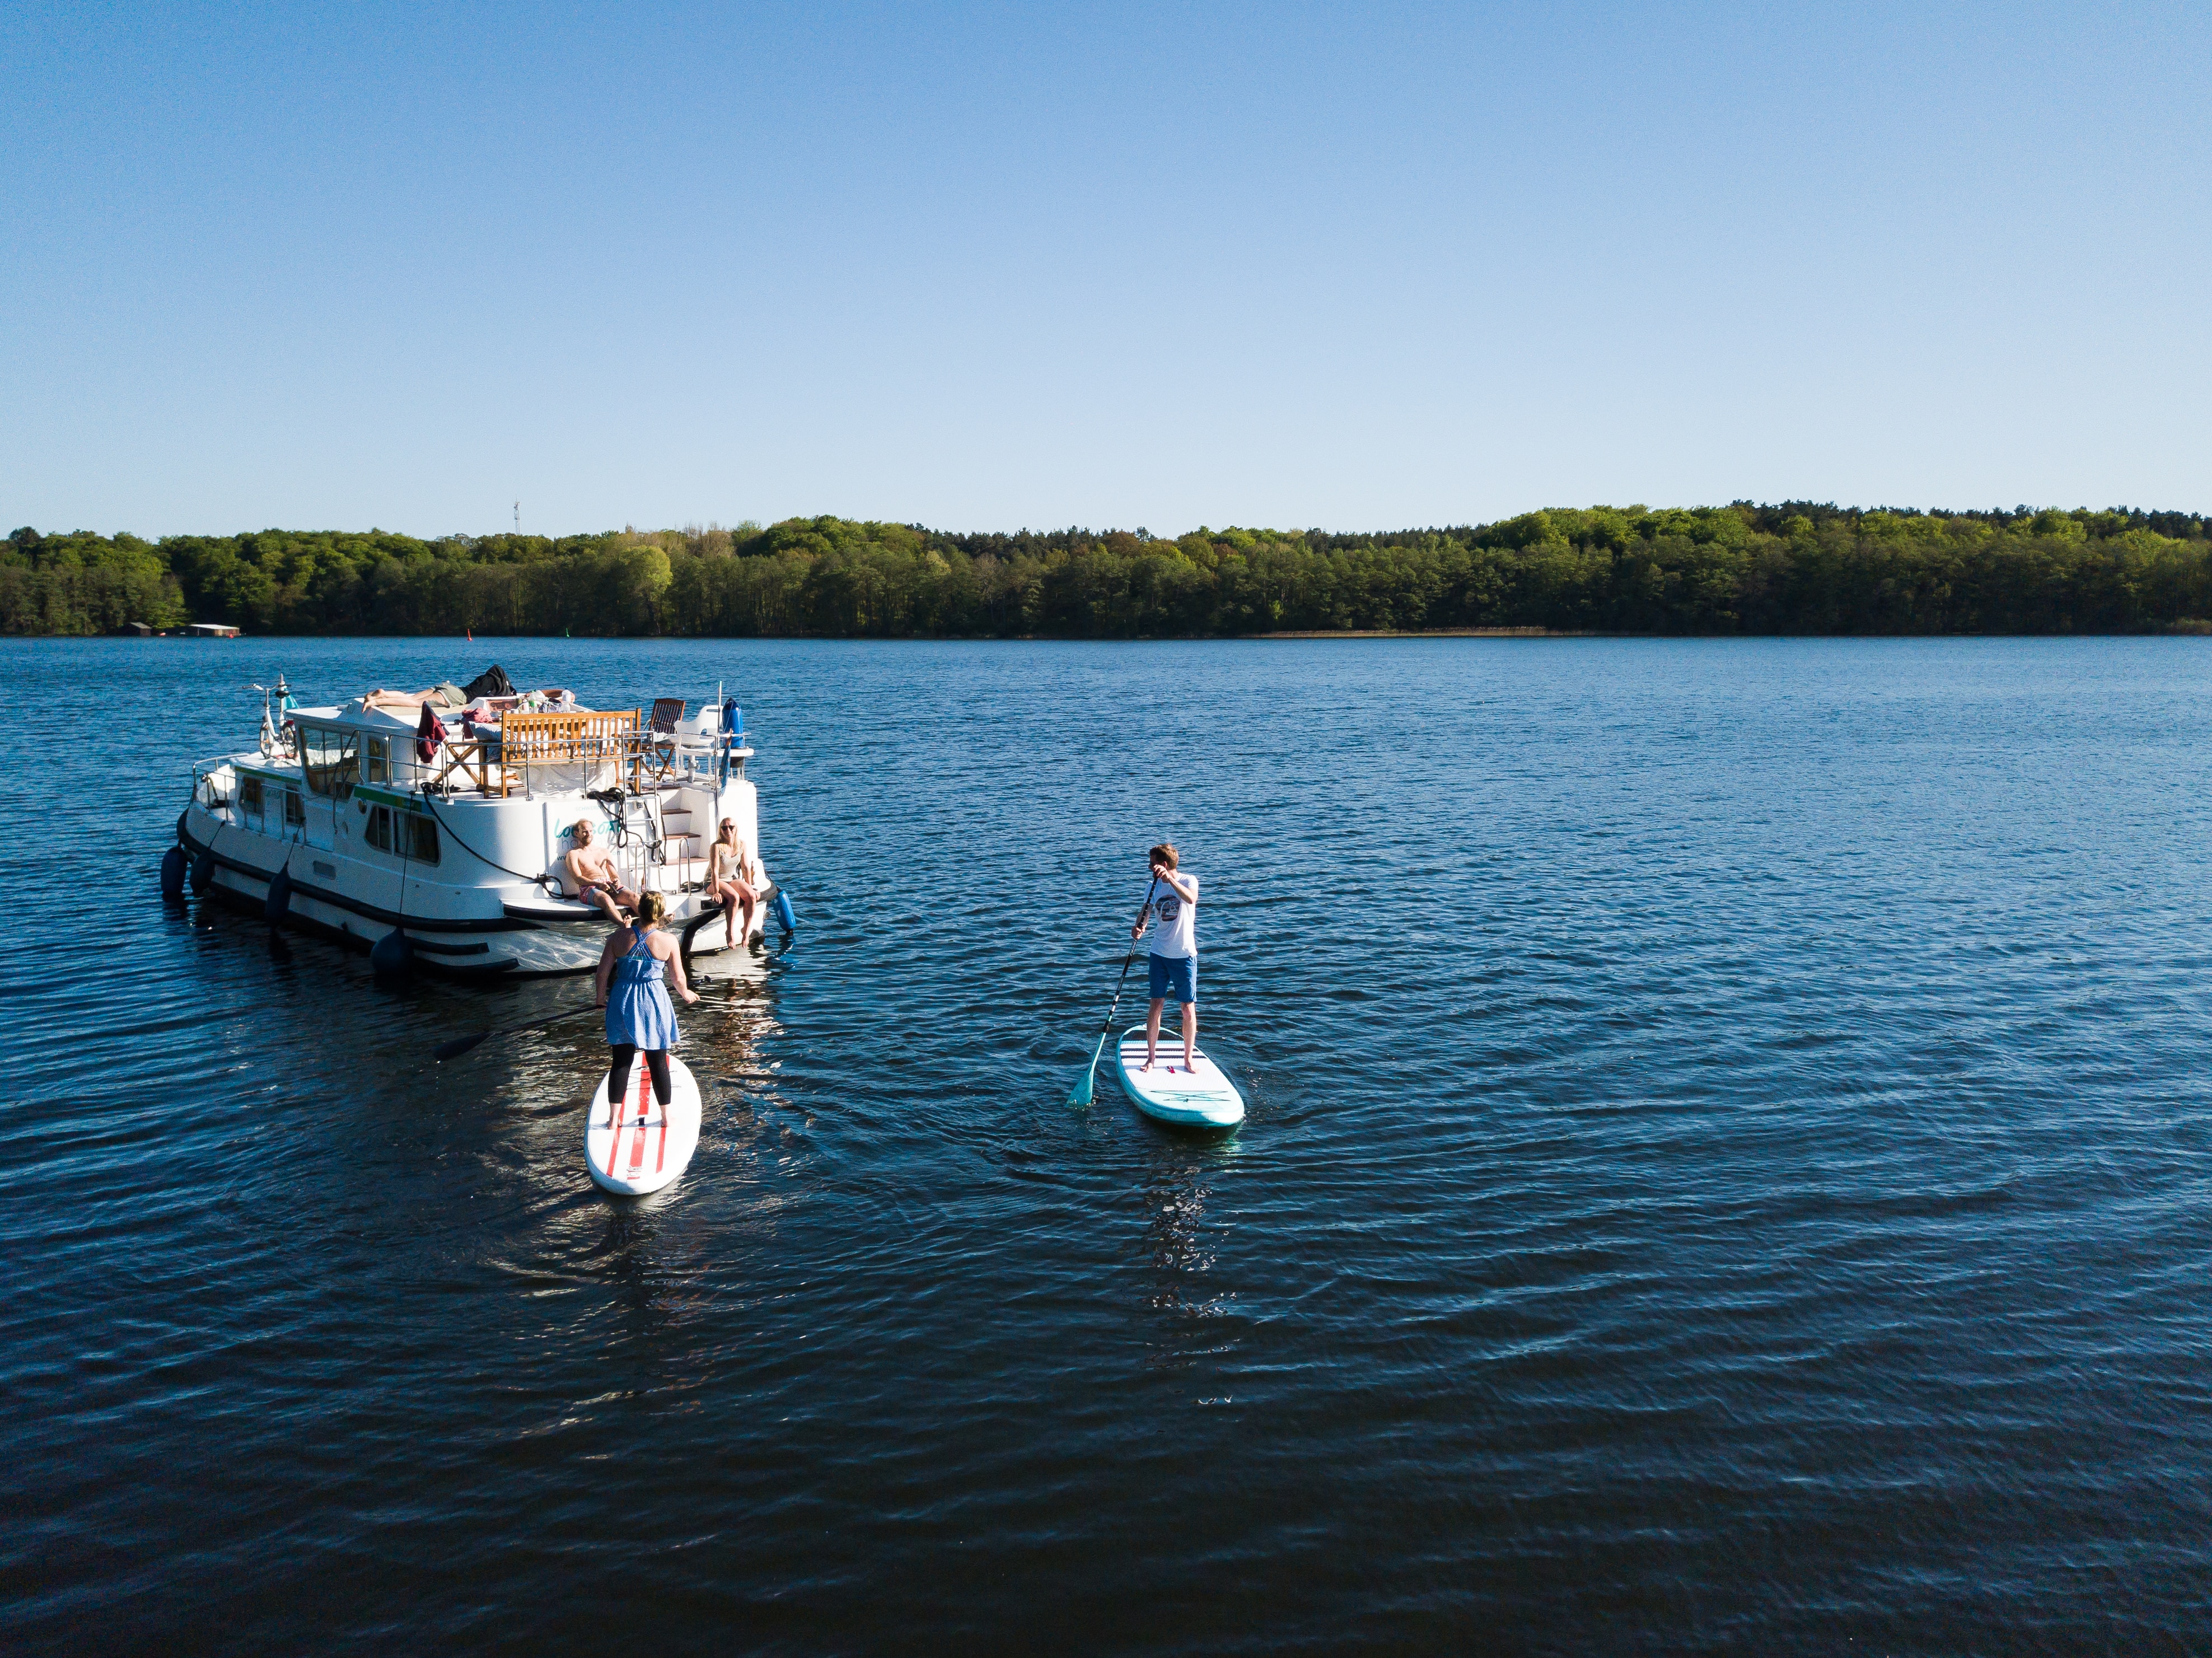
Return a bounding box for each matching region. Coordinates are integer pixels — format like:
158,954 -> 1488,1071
1249,627 -> 1597,639
13,624 -> 2212,643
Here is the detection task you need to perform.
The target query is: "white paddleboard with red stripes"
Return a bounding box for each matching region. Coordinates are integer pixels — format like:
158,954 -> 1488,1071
586,1054 -> 703,1197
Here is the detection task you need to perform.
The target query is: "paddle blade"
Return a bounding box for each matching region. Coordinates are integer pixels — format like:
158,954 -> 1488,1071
1066,1032 -> 1105,1108
432,1031 -> 490,1064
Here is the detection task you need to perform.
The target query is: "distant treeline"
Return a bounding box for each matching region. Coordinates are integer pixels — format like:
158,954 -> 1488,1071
8,505 -> 2212,638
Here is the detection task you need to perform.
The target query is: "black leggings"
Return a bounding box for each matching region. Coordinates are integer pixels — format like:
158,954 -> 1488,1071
607,1045 -> 672,1111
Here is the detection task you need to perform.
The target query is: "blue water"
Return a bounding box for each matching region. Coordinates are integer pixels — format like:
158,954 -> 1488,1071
6,636 -> 2211,1654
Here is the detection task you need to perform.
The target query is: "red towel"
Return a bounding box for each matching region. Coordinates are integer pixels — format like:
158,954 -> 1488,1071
416,702 -> 447,763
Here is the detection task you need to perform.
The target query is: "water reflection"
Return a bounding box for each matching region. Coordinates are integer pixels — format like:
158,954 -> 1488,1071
1134,1145 -> 1244,1372
419,941 -> 796,1342
593,1202 -> 680,1320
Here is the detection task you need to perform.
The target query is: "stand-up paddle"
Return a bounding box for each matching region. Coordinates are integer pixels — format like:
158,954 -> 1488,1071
433,1004 -> 599,1063
1067,877 -> 1159,1108
433,966 -> 759,1064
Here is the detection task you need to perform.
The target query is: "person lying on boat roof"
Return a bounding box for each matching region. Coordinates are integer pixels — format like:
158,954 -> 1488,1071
362,685 -> 469,713
565,820 -> 641,923
362,677 -> 583,708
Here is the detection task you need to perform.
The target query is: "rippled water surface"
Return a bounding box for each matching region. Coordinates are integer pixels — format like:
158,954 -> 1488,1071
7,636 -> 2212,1654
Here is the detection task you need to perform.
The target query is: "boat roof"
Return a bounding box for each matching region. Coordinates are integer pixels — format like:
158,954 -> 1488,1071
266,700 -> 418,732
293,693 -> 601,732
268,664 -> 628,728
282,700 -> 414,731
340,695 -> 432,731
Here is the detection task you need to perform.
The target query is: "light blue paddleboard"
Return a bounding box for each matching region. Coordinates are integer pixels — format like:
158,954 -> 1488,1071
1114,1025 -> 1245,1128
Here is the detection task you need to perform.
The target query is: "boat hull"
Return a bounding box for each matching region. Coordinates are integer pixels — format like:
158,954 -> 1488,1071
177,806 -> 769,978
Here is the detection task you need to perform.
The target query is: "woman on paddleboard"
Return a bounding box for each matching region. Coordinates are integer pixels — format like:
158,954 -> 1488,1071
1131,842 -> 1200,1074
595,890 -> 698,1114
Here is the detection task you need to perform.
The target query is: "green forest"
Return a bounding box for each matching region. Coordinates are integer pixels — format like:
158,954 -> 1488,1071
7,505 -> 2212,639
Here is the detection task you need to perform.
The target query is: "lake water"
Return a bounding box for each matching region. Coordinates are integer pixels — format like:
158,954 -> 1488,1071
7,635 -> 2211,1654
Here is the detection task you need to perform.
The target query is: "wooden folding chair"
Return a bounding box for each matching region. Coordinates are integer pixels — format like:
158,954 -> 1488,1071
645,698 -> 686,782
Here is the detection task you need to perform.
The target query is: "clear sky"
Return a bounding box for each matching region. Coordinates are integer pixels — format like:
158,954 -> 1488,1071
4,2 -> 2207,538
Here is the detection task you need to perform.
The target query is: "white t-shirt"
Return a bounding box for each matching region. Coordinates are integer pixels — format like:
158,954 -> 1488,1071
1144,875 -> 1198,959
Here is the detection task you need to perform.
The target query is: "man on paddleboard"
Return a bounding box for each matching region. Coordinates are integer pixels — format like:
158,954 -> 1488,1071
1132,843 -> 1199,1073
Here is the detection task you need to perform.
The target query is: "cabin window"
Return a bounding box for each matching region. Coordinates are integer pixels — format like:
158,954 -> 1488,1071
363,736 -> 390,784
240,776 -> 264,823
367,805 -> 440,865
301,726 -> 359,798
283,790 -> 305,828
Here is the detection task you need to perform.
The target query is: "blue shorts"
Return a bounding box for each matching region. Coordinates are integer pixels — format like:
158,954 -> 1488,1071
1148,953 -> 1196,1005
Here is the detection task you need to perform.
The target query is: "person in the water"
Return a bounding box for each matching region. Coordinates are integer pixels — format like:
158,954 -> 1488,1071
1131,842 -> 1200,1073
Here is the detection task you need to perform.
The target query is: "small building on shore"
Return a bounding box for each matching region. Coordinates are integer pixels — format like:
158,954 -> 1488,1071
182,622 -> 243,638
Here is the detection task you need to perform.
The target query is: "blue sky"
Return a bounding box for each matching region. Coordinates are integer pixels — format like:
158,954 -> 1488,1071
4,2 -> 2206,537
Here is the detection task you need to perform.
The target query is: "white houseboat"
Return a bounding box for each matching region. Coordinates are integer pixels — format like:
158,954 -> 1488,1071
174,672 -> 777,977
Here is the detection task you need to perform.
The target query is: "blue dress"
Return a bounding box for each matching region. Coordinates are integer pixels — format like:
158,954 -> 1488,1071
604,926 -> 679,1049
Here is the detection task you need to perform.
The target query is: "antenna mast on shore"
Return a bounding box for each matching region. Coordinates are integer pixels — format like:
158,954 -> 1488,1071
513,501 -> 521,536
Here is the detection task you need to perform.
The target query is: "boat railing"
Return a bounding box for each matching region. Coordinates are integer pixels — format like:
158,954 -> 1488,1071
422,736 -> 502,796
422,709 -> 646,798
501,709 -> 642,766
192,757 -> 235,814
415,708 -> 752,798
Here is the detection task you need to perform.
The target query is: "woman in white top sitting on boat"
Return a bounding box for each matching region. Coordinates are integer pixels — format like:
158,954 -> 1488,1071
705,818 -> 763,949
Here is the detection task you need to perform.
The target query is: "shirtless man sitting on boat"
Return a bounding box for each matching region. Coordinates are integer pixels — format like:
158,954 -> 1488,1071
565,821 -> 639,922
705,818 -> 761,949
